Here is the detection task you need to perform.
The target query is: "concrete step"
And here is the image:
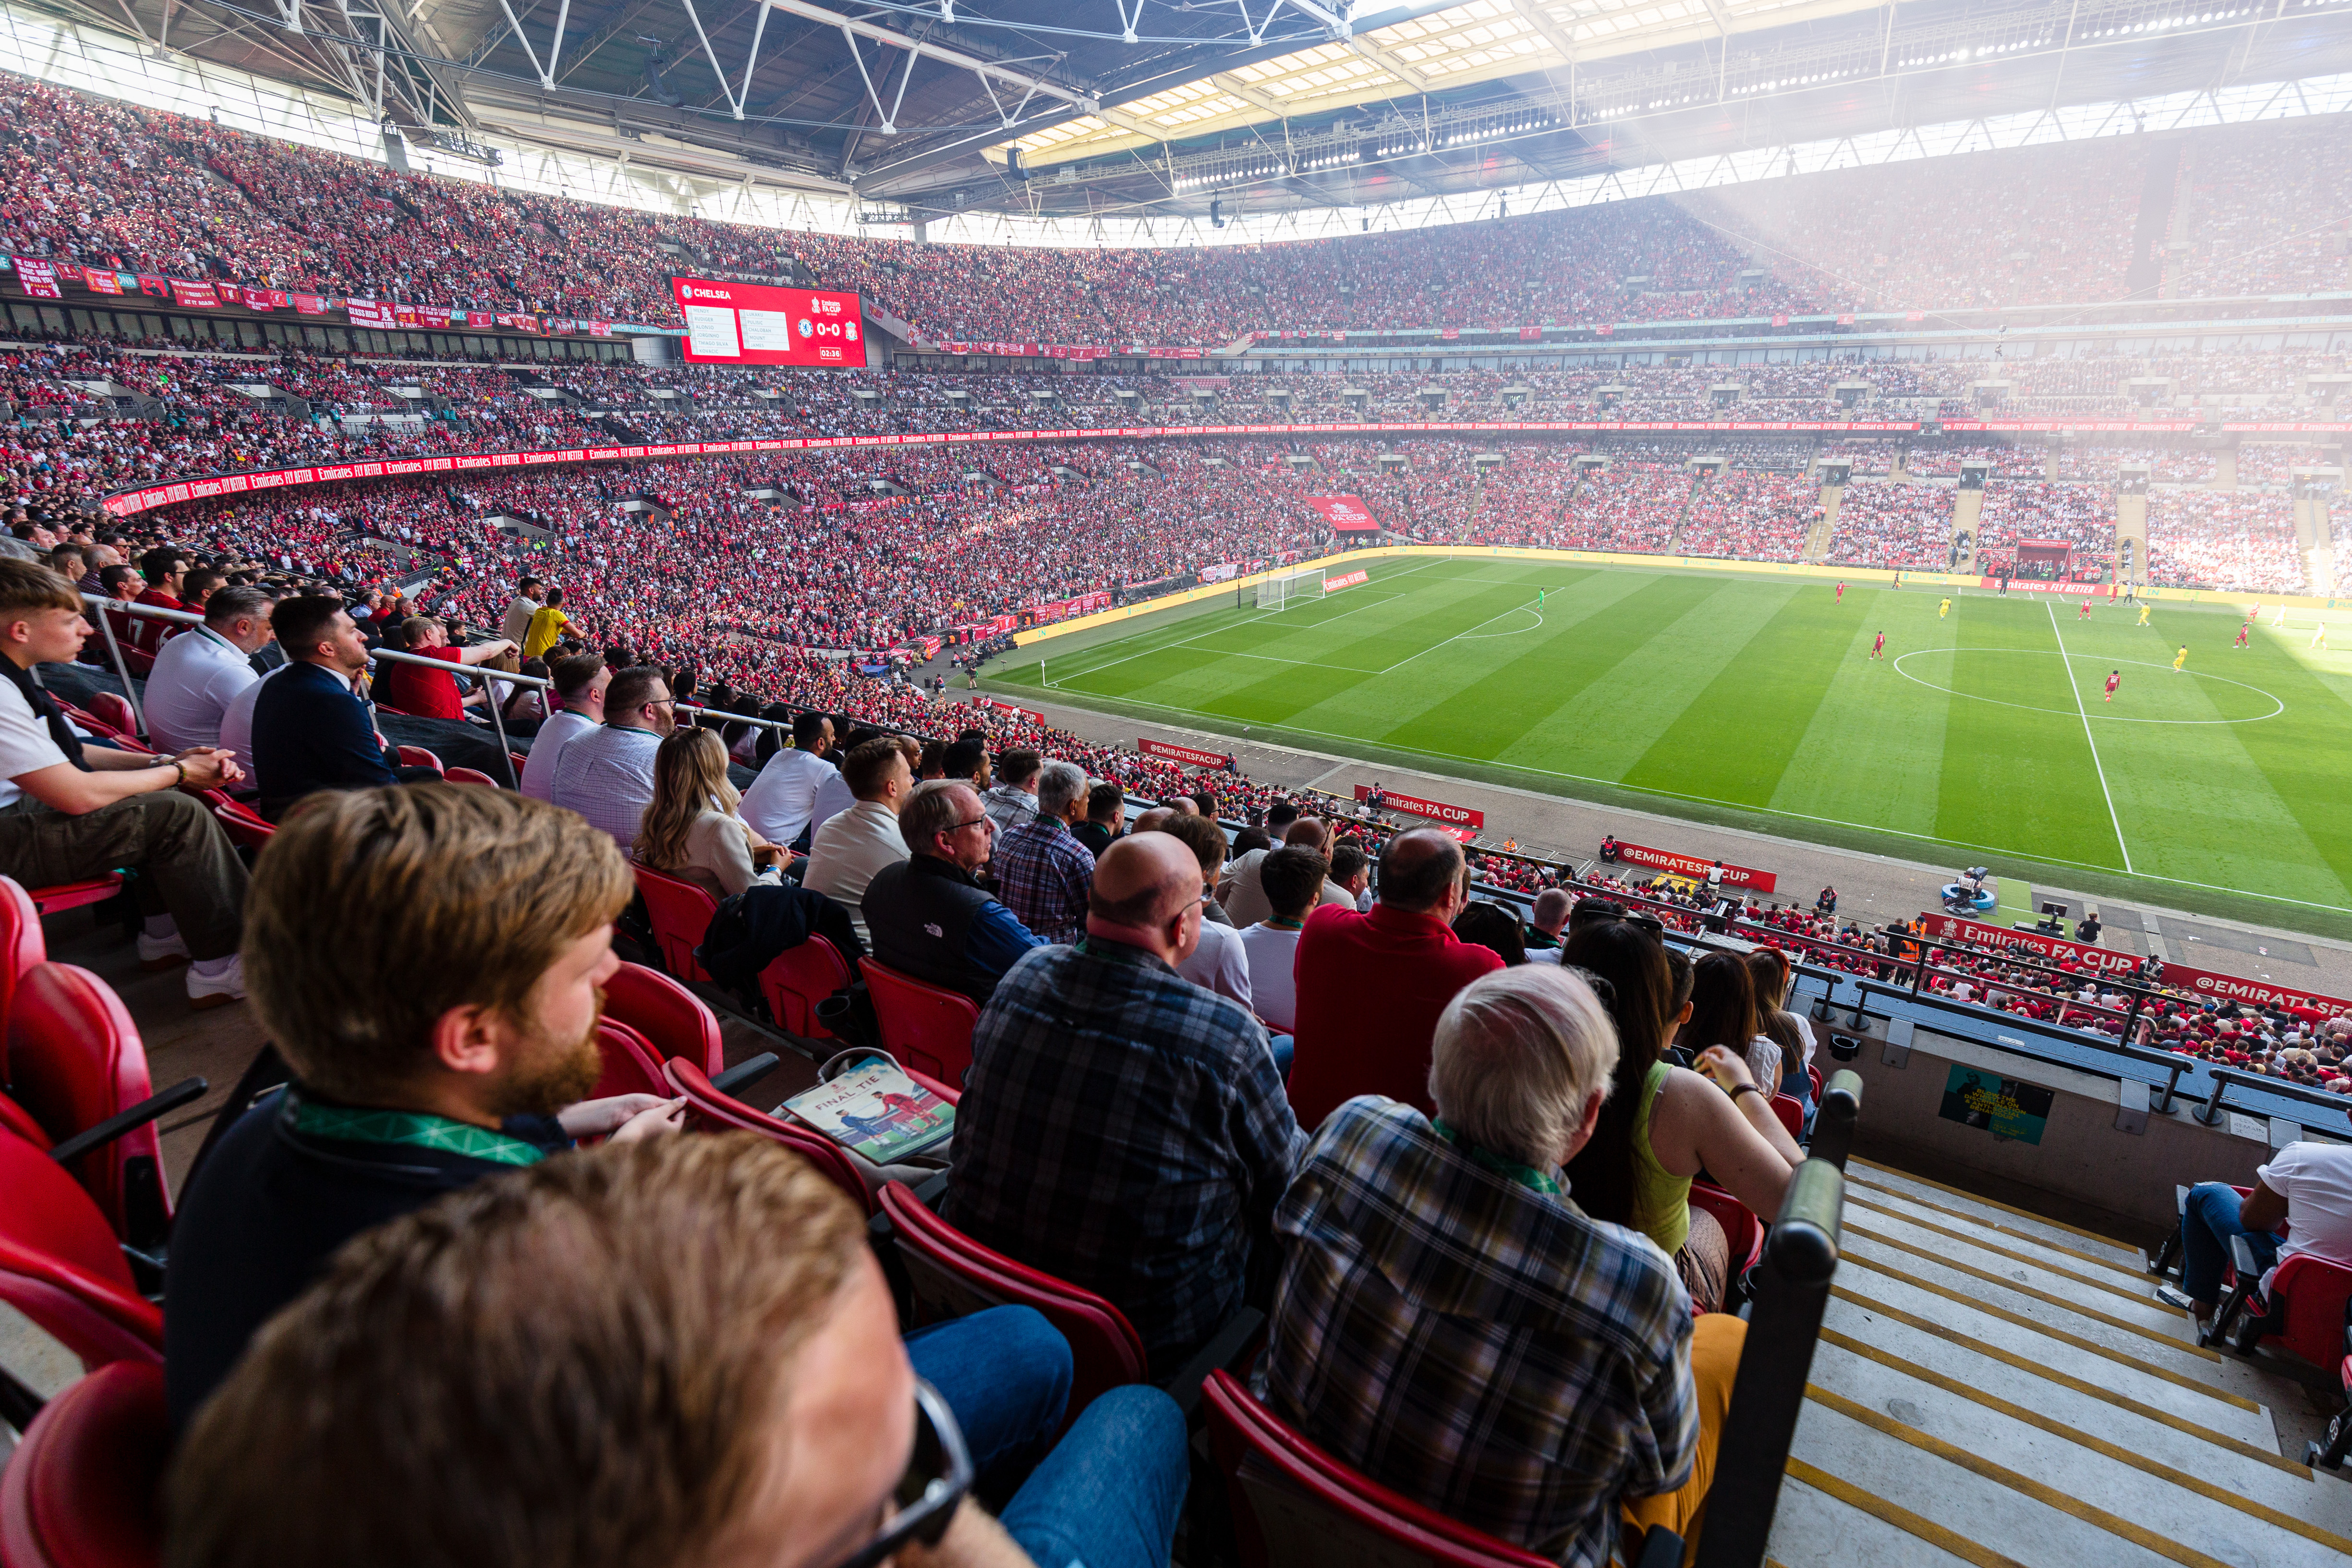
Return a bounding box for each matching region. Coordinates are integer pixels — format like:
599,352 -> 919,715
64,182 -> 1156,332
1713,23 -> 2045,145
1844,1158 -> 2145,1271
1841,1186 -> 2152,1301
1796,1348 -> 2352,1566
1768,1470 -> 1991,1568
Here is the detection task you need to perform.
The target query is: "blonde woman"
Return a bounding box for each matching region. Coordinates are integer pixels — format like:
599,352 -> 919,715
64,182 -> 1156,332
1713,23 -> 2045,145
634,727 -> 786,899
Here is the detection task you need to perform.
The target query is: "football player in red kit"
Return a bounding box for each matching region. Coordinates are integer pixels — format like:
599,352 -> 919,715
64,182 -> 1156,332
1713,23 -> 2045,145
1836,581 -> 1845,603
2078,598 -> 2093,620
1870,631 -> 1887,660
2234,620 -> 2252,649
2103,669 -> 2121,702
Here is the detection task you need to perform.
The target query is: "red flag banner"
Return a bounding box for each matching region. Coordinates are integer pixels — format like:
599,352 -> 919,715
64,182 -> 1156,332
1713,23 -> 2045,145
80,267 -> 121,295
346,298 -> 397,328
1305,495 -> 1380,533
11,258 -> 61,299
1612,841 -> 1776,892
1355,785 -> 1484,831
1140,737 -> 1233,769
293,293 -> 327,315
169,278 -> 219,308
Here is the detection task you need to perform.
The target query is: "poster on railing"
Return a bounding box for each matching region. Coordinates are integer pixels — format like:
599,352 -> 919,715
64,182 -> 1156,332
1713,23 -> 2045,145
1139,738 -> 1233,769
1937,1066 -> 2052,1145
1916,912 -> 2352,1014
1610,841 -> 1775,892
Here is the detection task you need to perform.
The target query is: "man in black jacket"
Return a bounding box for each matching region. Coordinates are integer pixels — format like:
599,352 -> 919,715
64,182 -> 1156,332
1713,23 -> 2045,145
251,596 -> 436,820
862,780 -> 1043,1004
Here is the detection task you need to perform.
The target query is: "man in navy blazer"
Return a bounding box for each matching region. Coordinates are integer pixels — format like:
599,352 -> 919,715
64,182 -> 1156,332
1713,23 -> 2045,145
252,597 -> 436,821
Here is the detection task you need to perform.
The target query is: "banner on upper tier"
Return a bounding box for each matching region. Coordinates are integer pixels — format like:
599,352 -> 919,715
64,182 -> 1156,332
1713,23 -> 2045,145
1140,738 -> 1233,769
1611,841 -> 1776,892
1916,912 -> 2352,1014
1356,785 -> 1484,831
10,258 -> 60,299
1306,495 -> 1379,532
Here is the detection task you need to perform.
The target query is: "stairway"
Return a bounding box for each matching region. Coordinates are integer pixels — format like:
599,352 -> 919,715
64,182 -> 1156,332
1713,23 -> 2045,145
1802,482 -> 1842,563
1769,1158 -> 2352,1567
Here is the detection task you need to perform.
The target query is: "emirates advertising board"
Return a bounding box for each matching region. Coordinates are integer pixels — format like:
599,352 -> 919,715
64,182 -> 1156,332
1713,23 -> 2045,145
671,277 -> 865,367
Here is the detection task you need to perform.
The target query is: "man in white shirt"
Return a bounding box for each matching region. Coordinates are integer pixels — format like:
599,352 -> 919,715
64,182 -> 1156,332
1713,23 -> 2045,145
802,736 -> 916,941
1521,887 -> 1570,964
501,577 -> 545,647
1221,817 -> 1353,926
144,586 -> 276,754
1237,846 -> 1325,1035
2164,1137 -> 2352,1326
1153,815 -> 1251,1012
550,666 -> 674,851
518,655 -> 609,803
980,748 -> 1042,837
0,561 -> 248,1006
741,712 -> 836,850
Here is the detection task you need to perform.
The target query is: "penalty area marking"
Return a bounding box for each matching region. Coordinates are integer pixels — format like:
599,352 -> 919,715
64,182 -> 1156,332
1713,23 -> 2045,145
1460,604 -> 1547,640
1889,648 -> 2286,726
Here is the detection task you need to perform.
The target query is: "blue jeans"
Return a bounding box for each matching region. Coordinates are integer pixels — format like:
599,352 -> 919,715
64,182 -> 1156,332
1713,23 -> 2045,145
906,1305 -> 1072,1490
1268,1033 -> 1295,1080
2181,1182 -> 2283,1305
1000,1385 -> 1189,1568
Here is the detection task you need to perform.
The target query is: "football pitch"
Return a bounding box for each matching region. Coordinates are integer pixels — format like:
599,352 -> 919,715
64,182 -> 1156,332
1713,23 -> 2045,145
991,555 -> 2352,937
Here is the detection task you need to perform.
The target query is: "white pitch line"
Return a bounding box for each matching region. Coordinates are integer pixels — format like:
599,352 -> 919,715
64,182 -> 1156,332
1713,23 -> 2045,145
2046,599 -> 2134,875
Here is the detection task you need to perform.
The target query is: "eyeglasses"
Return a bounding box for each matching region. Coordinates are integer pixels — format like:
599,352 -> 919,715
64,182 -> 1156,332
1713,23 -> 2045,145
826,1379 -> 973,1568
949,816 -> 991,833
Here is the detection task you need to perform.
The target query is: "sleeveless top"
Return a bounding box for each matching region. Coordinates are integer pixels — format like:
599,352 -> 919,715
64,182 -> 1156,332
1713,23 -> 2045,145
1628,1059 -> 1693,1256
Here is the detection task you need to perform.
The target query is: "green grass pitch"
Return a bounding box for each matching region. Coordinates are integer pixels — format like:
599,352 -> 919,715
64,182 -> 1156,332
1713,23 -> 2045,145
990,556 -> 2352,939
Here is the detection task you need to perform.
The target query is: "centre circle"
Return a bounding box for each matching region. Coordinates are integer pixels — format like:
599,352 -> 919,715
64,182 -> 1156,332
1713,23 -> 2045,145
1889,647 -> 2285,726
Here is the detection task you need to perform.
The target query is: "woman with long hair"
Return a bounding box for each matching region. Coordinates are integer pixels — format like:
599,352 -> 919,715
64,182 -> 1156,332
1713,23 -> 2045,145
1683,950 -> 1784,1098
633,727 -> 785,899
1746,945 -> 1817,1115
1562,923 -> 1803,1312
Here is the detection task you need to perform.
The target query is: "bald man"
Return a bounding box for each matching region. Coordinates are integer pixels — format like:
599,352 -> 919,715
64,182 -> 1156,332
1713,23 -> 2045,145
946,833 -> 1306,1374
1288,827 -> 1505,1130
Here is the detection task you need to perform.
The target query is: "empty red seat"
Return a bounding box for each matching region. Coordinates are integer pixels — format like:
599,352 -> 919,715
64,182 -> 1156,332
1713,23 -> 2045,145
4,964 -> 172,1250
603,961 -> 724,1075
662,1056 -> 872,1215
0,1134 -> 162,1372
394,745 -> 444,774
86,693 -> 136,739
633,865 -> 718,983
210,800 -> 274,851
859,958 -> 980,1084
443,766 -> 501,787
880,1179 -> 1149,1425
0,876 -> 45,1028
0,1360 -> 167,1568
759,936 -> 851,1038
590,1016 -> 670,1103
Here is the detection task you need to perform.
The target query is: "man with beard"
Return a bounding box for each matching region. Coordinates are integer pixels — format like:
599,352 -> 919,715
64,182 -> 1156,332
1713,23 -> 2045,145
162,783 -> 683,1430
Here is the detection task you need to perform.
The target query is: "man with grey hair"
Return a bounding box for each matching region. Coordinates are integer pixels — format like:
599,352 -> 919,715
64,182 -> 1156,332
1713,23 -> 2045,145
860,779 -> 1044,1004
990,758 -> 1096,945
144,584 -> 276,755
1261,964 -> 1744,1568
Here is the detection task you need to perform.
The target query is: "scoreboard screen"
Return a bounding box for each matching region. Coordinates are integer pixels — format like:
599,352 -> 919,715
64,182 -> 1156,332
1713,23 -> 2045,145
671,277 -> 865,367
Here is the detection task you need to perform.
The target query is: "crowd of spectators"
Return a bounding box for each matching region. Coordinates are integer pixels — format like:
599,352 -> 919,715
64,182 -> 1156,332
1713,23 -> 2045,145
1824,480 -> 1953,569
1674,469 -> 1819,561
2146,491 -> 2309,593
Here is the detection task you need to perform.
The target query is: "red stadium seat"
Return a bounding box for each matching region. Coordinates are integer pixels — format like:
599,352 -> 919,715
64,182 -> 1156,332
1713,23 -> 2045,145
0,877 -> 46,1028
86,694 -> 136,740
23,878 -> 123,918
661,1056 -> 871,1215
1199,1368 -> 1563,1568
394,745 -> 444,774
602,960 -> 725,1075
1771,1093 -> 1803,1141
0,1360 -> 167,1568
590,1017 -> 670,1102
4,964 -> 172,1251
759,936 -> 852,1038
859,958 -> 980,1084
210,800 -> 274,851
1690,1180 -> 1767,1288
879,1179 -> 1150,1426
0,1134 -> 162,1371
443,766 -> 501,788
633,865 -> 717,983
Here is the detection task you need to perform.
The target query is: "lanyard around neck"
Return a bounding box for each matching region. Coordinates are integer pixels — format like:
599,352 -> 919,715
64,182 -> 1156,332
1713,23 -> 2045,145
290,1095 -> 547,1167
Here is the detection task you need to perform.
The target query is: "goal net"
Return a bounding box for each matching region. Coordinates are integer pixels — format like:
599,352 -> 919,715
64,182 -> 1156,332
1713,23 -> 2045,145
1256,570 -> 1327,610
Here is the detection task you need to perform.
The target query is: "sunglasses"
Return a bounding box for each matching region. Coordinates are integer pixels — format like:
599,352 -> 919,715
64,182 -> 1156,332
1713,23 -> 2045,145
826,1379 -> 973,1568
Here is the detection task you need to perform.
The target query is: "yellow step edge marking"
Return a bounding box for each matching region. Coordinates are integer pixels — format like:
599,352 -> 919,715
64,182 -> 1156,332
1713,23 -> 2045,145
1842,1212 -> 2162,1308
1816,1332 -> 2346,1553
1829,1278 -> 2259,1411
1824,1289 -> 2292,1468
1841,1227 -> 2221,1359
1805,1385 -> 2242,1568
1782,1460 -> 2034,1568
1842,1189 -> 2153,1284
1846,1157 -> 2141,1255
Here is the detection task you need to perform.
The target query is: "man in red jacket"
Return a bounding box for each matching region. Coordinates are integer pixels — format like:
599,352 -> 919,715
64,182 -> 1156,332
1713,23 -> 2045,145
1287,827 -> 1504,1130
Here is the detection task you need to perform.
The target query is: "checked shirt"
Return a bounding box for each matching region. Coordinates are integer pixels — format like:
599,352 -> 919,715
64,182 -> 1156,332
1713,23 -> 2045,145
991,812 -> 1097,946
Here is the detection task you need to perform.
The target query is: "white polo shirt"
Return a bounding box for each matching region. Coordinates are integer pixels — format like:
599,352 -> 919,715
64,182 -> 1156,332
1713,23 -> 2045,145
519,708 -> 600,803
144,625 -> 260,754
741,746 -> 837,846
0,675 -> 71,810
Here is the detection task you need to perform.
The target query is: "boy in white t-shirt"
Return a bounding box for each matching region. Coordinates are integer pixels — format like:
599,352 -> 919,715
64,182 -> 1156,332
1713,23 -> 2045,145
1237,844 -> 1326,1076
2160,1133 -> 2352,1321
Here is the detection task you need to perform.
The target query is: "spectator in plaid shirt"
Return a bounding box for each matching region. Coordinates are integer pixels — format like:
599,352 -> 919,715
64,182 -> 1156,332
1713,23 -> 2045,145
946,832 -> 1305,1374
1261,964 -> 1746,1568
992,759 -> 1096,945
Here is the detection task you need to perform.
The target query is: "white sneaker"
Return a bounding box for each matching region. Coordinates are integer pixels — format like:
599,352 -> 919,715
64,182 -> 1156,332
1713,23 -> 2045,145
187,954 -> 245,1010
137,929 -> 190,971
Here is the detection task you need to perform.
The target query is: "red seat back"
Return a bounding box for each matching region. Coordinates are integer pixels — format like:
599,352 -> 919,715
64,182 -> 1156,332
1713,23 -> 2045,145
2258,1253 -> 2352,1369
0,1136 -> 162,1371
633,866 -> 718,984
590,1017 -> 670,1102
858,959 -> 980,1084
4,965 -> 170,1243
1771,1093 -> 1803,1141
210,800 -> 275,851
0,1360 -> 167,1568
87,693 -> 136,740
759,936 -> 851,1038
24,879 -> 123,918
661,1057 -> 872,1215
1200,1369 -> 1555,1568
394,745 -> 444,774
603,961 -> 724,1074
878,1180 -> 1149,1423
0,876 -> 45,1029
1689,1180 -> 1766,1284
443,766 -> 501,788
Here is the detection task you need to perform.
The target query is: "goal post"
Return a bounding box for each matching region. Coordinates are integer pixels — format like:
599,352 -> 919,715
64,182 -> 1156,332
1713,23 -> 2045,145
1256,569 -> 1327,610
